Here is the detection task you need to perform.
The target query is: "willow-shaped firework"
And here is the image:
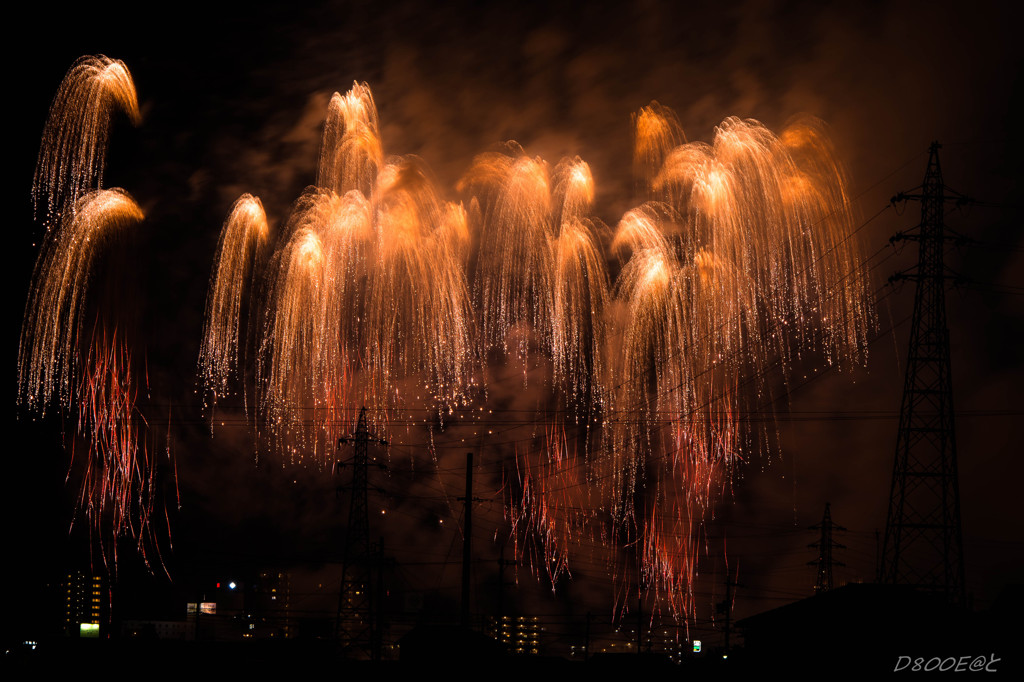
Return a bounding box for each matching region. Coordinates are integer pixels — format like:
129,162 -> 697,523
19,189 -> 144,414
252,83 -> 476,457
590,110 -> 872,617
460,148 -> 611,406
199,194 -> 269,401
32,55 -> 140,228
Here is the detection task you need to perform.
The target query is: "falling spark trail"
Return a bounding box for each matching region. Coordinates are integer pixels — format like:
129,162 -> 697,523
199,194 -> 269,402
75,327 -> 160,569
18,189 -> 144,414
32,55 -> 140,228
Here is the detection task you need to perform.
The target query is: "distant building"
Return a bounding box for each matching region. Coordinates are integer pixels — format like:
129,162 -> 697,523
250,570 -> 293,639
486,615 -> 542,655
579,621 -> 691,662
188,570 -> 294,641
62,571 -> 105,638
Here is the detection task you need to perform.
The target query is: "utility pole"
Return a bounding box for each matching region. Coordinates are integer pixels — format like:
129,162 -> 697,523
881,142 -> 969,604
336,407 -> 387,658
808,502 -> 846,593
717,572 -> 742,655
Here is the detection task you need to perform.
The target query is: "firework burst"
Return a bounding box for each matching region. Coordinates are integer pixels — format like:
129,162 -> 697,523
18,189 -> 144,414
250,85 -> 476,457
197,81 -> 872,619
32,55 -> 140,228
199,194 -> 269,403
460,147 -> 610,406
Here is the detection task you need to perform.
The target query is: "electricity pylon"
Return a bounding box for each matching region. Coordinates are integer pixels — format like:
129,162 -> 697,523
809,502 -> 846,593
880,142 -> 968,604
336,407 -> 387,658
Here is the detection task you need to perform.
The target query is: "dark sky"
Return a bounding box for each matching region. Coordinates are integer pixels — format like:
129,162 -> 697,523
7,0 -> 1022,647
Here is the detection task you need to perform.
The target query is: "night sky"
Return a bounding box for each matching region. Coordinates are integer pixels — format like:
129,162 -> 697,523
6,0 -> 1022,650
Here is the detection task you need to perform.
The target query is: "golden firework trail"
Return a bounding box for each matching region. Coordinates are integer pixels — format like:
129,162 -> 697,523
318,83 -> 382,197
363,158 -> 474,415
199,194 -> 269,402
260,192 -> 344,452
253,87 -> 476,456
460,147 -> 610,406
32,55 -> 140,229
18,189 -> 144,414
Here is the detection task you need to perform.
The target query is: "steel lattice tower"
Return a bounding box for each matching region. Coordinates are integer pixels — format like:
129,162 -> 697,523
336,407 -> 386,658
809,502 -> 845,593
880,142 -> 966,604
